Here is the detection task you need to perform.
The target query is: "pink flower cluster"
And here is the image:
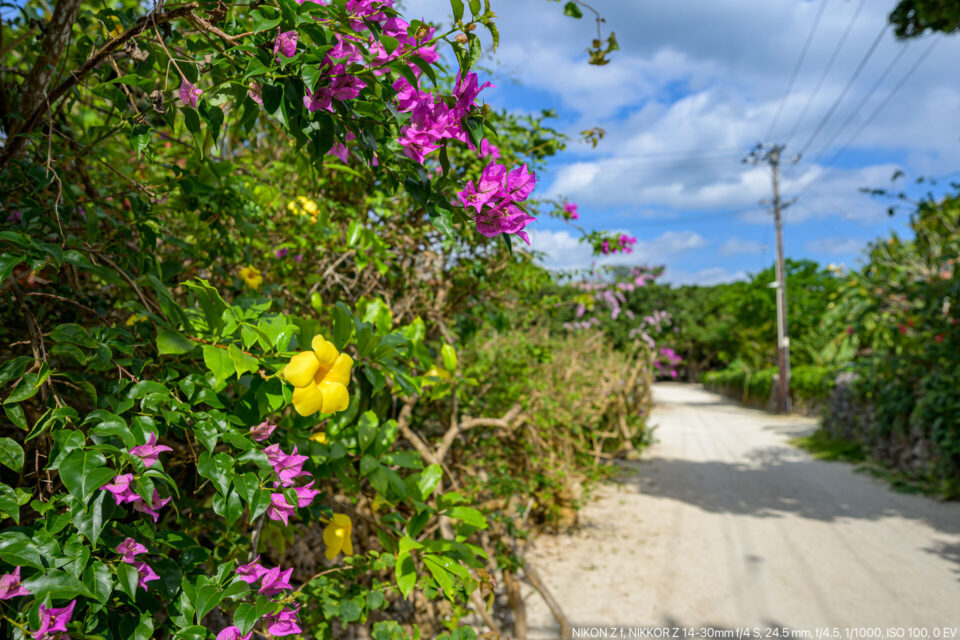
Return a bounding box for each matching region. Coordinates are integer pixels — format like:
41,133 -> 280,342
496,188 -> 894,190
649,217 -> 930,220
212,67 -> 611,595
219,557 -> 301,638
116,537 -> 160,591
100,432 -> 172,521
457,161 -> 537,244
35,600 -> 76,640
600,234 -> 637,255
563,202 -> 580,220
263,444 -> 321,525
654,346 -> 682,378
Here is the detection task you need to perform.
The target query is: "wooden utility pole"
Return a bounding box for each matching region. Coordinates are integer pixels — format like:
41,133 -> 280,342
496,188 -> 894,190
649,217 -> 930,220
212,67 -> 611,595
744,143 -> 796,414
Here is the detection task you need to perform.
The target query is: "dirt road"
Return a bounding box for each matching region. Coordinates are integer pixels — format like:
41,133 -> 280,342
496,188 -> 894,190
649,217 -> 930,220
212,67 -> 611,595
523,383 -> 960,638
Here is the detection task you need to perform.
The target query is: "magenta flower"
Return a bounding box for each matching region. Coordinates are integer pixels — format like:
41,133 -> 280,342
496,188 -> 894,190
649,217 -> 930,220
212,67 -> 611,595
116,537 -> 148,564
303,86 -> 332,113
563,202 -> 579,220
264,606 -> 302,637
6,210 -> 21,223
248,83 -> 264,106
236,556 -> 269,584
259,567 -> 294,596
129,432 -> 173,468
265,492 -> 297,525
133,561 -> 160,590
453,72 -> 493,113
250,420 -> 277,441
475,205 -> 536,245
217,627 -> 253,640
179,78 -> 202,108
480,139 -> 500,160
274,29 -> 298,60
132,489 -> 170,523
504,164 -> 536,202
35,599 -> 76,640
101,473 -> 140,505
293,481 -> 321,508
329,141 -> 349,163
264,444 -> 310,486
0,567 -> 30,600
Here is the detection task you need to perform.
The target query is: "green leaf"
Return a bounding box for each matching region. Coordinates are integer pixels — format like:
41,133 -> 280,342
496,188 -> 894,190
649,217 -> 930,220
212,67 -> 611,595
250,8 -> 282,32
0,531 -> 43,568
202,345 -> 234,387
198,451 -> 234,496
51,323 -> 97,348
417,464 -> 443,499
22,570 -> 92,601
468,0 -> 481,16
235,603 -> 260,636
450,0 -> 464,22
194,584 -> 223,622
424,555 -> 455,597
73,489 -> 111,544
0,484 -> 20,523
118,562 -> 139,599
441,344 -> 458,372
228,344 -> 259,378
59,448 -> 114,502
0,437 -> 24,472
157,329 -> 197,355
333,302 -> 354,349
395,551 -> 417,598
3,404 -> 27,430
381,35 -> 399,54
0,254 -> 22,284
357,411 -> 378,453
446,506 -> 487,529
563,1 -> 583,18
83,560 -> 113,603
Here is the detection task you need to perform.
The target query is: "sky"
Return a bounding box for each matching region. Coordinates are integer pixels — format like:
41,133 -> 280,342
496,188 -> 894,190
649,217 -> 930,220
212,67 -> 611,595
402,0 -> 960,284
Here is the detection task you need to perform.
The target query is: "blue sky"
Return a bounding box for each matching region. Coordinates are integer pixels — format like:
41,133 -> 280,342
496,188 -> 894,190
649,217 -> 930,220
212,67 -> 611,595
404,0 -> 960,283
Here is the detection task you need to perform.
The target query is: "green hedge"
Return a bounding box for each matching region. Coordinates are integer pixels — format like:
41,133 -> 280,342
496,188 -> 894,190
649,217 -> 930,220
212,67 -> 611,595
703,364 -> 835,408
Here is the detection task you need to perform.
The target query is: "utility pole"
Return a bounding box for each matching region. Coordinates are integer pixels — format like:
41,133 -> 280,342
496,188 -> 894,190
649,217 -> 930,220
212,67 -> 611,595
744,143 -> 797,414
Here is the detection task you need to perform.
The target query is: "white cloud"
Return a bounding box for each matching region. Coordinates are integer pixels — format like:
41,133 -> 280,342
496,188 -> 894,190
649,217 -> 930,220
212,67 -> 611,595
525,228 -> 706,272
804,237 -> 866,256
720,238 -> 764,255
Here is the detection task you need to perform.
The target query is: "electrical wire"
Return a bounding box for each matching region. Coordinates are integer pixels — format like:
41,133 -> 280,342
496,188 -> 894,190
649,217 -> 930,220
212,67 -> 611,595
807,39 -> 912,162
765,0 -> 830,141
785,0 -> 867,144
796,22 -> 890,158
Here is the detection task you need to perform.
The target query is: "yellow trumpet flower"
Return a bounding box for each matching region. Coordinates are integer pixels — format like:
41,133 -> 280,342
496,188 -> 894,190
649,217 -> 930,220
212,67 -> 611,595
283,334 -> 353,416
309,431 -> 327,444
323,513 -> 353,560
237,266 -> 263,290
287,196 -> 319,221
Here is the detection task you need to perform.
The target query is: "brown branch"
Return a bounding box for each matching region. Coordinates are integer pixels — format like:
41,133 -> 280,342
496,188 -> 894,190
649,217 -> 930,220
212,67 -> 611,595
0,3 -> 200,169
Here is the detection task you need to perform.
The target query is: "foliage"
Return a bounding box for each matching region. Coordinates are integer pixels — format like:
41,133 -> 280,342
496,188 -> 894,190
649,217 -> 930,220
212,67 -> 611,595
0,0 -> 647,638
889,0 -> 960,38
702,364 -> 835,409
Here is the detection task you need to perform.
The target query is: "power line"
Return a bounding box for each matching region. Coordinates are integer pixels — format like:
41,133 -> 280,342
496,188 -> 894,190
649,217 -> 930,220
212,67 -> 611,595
808,40 -> 912,162
785,0 -> 867,144
817,38 -> 940,171
766,0 -> 830,140
796,22 -> 890,158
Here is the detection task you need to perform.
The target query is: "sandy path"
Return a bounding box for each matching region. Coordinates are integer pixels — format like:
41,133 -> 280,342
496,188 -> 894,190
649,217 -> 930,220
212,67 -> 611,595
523,383 -> 960,638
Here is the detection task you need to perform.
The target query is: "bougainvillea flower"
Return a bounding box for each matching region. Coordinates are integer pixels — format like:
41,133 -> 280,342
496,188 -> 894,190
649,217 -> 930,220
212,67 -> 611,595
129,432 -> 172,468
249,420 -> 277,442
264,606 -> 302,637
133,490 -> 170,523
282,334 -> 353,416
217,627 -> 253,640
563,202 -> 579,220
323,513 -> 354,560
258,567 -> 294,596
179,78 -> 202,108
480,139 -> 500,160
475,204 -> 536,245
100,474 -> 140,505
116,538 -> 148,564
236,556 -> 269,584
453,71 -> 493,113
133,561 -> 160,590
504,164 -> 536,202
35,599 -> 76,640
303,86 -> 332,113
293,481 -> 321,507
275,248 -> 289,259
237,266 -> 263,290
265,492 -> 297,525
274,29 -> 298,60
264,444 -> 310,486
247,83 -> 264,106
0,567 -> 30,600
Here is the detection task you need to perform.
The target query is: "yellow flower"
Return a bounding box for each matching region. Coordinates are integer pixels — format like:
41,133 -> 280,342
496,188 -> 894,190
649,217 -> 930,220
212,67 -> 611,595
287,196 -> 319,220
283,334 -> 353,416
238,266 -> 263,290
310,431 -> 327,444
323,513 -> 353,560
125,314 -> 147,326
